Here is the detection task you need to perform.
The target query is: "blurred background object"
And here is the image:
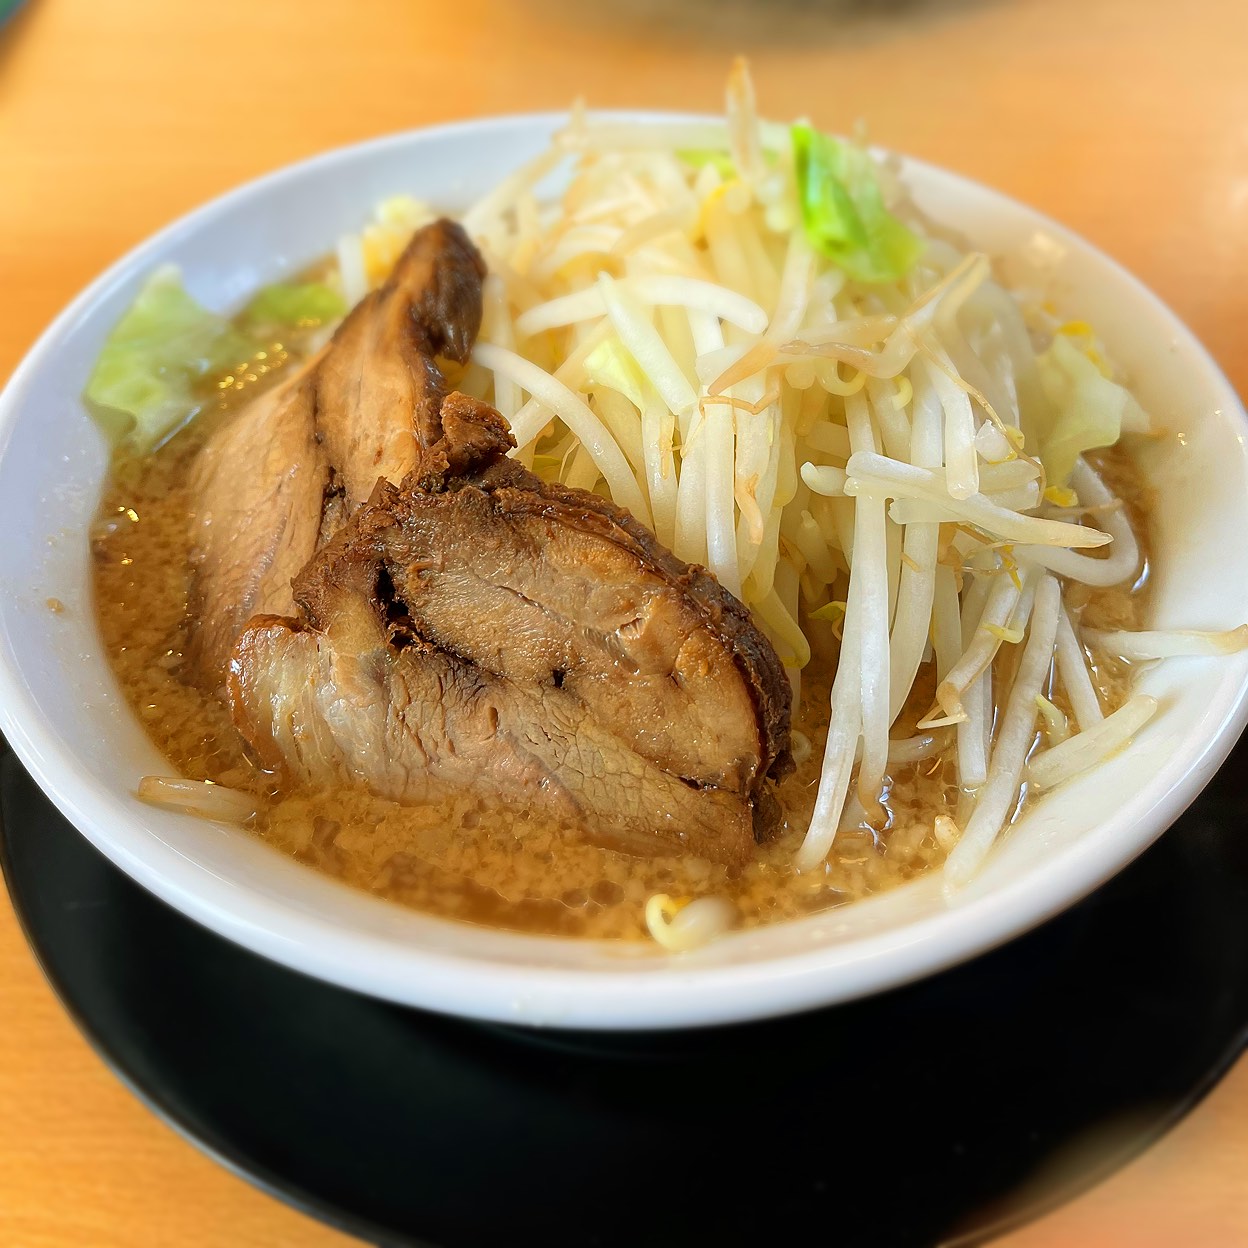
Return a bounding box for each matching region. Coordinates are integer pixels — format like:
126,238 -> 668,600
1,0 -> 1246,1243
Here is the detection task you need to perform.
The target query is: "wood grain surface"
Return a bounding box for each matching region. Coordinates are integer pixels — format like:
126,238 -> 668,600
1,0 -> 1246,1243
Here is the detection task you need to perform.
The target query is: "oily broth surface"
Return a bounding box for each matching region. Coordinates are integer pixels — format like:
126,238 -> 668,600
92,372 -> 1151,943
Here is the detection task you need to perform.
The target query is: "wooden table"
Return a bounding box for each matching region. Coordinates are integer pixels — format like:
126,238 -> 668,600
2,0 -> 1246,1242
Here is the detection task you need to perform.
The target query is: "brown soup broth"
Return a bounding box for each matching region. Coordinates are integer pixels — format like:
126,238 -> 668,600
92,351 -> 1152,941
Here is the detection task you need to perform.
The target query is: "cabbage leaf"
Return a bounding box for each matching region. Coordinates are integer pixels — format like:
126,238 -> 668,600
791,123 -> 923,284
677,149 -> 737,178
84,266 -> 253,454
585,337 -> 648,411
1034,333 -> 1149,487
242,281 -> 345,331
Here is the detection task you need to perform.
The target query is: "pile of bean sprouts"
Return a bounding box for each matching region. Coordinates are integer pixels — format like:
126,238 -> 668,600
146,64 -> 1246,950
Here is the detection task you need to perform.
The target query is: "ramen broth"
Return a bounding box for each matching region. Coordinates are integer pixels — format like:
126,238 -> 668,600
91,338 -> 1150,941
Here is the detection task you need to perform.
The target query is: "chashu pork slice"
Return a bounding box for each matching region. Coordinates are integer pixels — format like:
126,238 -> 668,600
231,597 -> 759,864
187,220 -> 486,680
228,397 -> 793,865
298,396 -> 791,798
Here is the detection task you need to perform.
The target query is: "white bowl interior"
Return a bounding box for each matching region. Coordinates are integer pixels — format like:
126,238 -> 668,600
2,115 -> 1247,1029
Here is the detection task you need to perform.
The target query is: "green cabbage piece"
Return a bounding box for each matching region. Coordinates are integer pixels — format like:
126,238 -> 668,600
585,337 -> 648,410
242,281 -> 345,330
791,123 -> 923,284
1034,334 -> 1149,487
677,149 -> 737,178
84,266 -> 254,454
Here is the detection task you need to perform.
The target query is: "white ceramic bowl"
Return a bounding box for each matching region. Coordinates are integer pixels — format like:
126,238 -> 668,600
2,114 -> 1247,1030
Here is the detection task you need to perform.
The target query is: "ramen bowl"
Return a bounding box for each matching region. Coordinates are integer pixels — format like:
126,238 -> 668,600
1,115 -> 1247,1030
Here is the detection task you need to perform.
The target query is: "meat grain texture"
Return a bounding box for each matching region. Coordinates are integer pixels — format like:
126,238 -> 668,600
192,221 -> 792,865
188,221 -> 486,678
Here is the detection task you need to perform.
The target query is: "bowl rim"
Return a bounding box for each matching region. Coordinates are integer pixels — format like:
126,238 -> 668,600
3,111 -> 1248,1031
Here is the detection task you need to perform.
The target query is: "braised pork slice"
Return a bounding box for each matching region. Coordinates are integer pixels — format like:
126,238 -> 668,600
312,220 -> 486,507
188,220 -> 485,679
229,396 -> 793,865
231,597 -> 758,864
295,414 -> 790,796
185,366 -> 330,682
